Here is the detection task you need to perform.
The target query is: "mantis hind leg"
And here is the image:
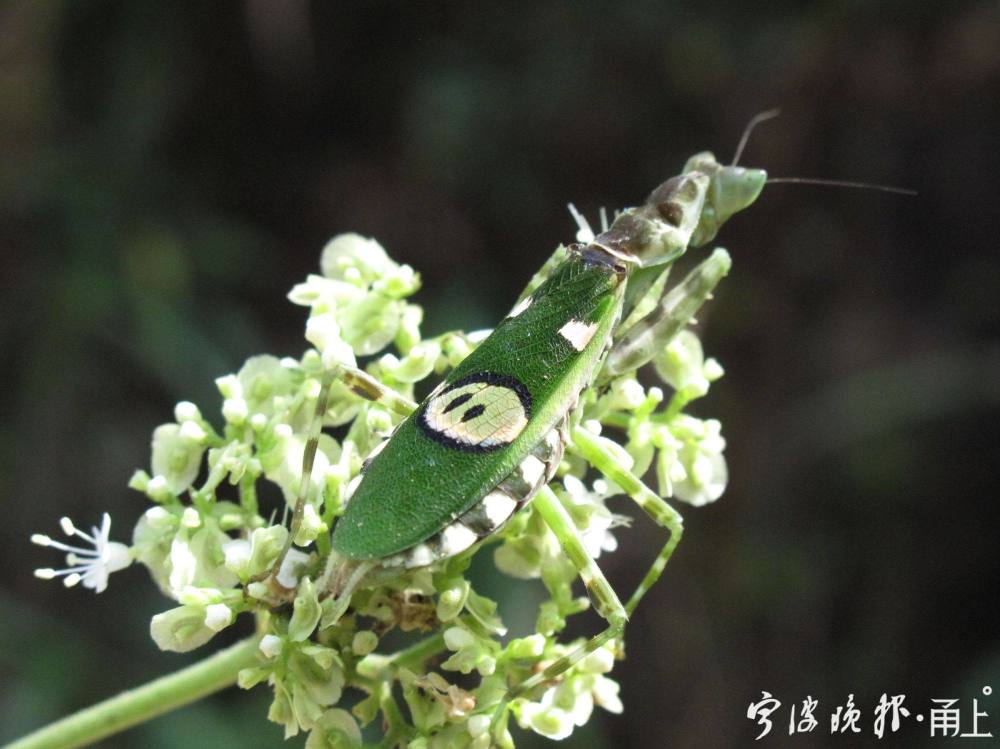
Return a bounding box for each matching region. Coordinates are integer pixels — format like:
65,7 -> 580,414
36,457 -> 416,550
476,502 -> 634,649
493,425 -> 684,733
570,425 -> 684,615
494,484 -> 628,726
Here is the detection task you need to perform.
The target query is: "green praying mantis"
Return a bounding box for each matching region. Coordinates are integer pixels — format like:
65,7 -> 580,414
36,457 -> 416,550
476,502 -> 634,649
20,112 -> 914,749
259,134 -> 776,738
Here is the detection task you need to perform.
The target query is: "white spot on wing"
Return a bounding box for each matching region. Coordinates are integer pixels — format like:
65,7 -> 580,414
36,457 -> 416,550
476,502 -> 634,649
480,491 -> 518,528
519,455 -> 546,487
405,544 -> 434,568
558,320 -> 599,352
439,523 -> 478,556
508,295 -> 532,318
467,329 -> 492,343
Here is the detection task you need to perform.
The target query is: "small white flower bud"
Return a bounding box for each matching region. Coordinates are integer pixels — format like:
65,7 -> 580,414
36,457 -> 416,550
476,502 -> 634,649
275,547 -> 309,589
592,676 -> 624,713
476,655 -> 497,676
467,715 -> 491,738
246,581 -> 268,599
174,401 -> 201,423
444,626 -> 475,651
376,264 -> 419,298
179,420 -> 207,443
439,587 -> 463,608
222,539 -> 251,576
128,469 -> 150,493
222,397 -> 248,425
507,634 -> 546,659
351,631 -> 378,656
215,374 -> 240,398
519,701 -> 574,740
306,313 -> 357,368
293,503 -> 325,546
168,537 -> 197,594
609,377 -> 645,410
581,646 -> 615,674
204,603 -> 234,632
304,377 -> 322,400
378,352 -> 400,370
180,507 -> 201,528
704,357 -> 724,380
320,233 -> 393,281
143,505 -> 173,529
259,634 -> 283,658
146,475 -> 171,501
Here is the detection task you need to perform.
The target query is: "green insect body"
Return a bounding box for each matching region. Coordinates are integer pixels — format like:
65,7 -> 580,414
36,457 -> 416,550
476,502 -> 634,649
321,155 -> 764,578
275,151 -> 765,728
332,248 -> 627,561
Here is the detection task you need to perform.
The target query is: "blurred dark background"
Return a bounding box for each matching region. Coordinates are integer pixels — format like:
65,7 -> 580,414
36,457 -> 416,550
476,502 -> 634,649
2,2 -> 998,747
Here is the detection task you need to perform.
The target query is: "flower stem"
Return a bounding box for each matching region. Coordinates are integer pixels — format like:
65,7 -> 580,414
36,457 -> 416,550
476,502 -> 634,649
388,631 -> 446,672
4,636 -> 260,749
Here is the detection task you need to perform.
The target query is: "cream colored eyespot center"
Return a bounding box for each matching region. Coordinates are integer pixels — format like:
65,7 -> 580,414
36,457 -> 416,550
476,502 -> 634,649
558,319 -> 599,351
422,377 -> 530,450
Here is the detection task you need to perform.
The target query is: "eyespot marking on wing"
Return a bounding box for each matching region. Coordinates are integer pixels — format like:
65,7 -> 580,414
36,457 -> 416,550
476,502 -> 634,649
418,372 -> 532,452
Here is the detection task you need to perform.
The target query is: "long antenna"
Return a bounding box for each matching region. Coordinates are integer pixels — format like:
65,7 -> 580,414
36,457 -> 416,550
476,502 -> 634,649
731,108 -> 781,166
731,108 -> 915,196
767,177 -> 917,196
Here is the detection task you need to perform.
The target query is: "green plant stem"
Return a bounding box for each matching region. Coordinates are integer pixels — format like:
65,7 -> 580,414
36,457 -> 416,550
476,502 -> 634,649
388,631 -> 446,671
3,637 -> 260,749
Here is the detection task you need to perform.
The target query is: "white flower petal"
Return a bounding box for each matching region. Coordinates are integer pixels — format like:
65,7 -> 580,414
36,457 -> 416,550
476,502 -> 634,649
276,548 -> 311,589
30,513 -> 132,594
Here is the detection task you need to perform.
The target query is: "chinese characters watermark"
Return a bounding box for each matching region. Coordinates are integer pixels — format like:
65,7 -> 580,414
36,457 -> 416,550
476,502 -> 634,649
747,686 -> 993,740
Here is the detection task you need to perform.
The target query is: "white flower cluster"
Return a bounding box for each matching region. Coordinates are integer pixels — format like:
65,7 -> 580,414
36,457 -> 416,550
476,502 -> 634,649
30,232 -> 731,747
516,645 -> 623,740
